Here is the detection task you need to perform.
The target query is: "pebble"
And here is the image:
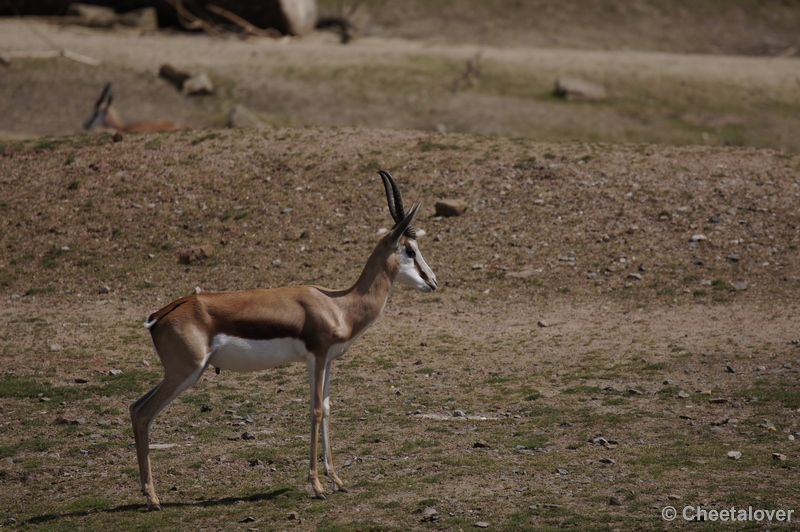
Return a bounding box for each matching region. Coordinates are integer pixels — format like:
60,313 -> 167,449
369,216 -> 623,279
600,457 -> 615,464
475,522 -> 489,528
772,453 -> 787,462
725,365 -> 736,373
556,468 -> 569,475
732,282 -> 749,291
50,343 -> 63,352
627,273 -> 642,281
690,234 -> 707,242
241,431 -> 256,440
668,494 -> 682,501
3,517 -> 17,526
537,320 -> 548,327
422,507 -> 440,522
453,410 -> 466,418
727,254 -> 740,262
472,263 -> 484,270
473,440 -> 490,448
727,451 -> 742,460
240,516 -> 256,523
677,390 -> 690,399
109,369 -> 123,376
286,511 -> 299,520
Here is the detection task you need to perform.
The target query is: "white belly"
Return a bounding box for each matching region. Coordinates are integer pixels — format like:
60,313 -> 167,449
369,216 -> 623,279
208,334 -> 311,372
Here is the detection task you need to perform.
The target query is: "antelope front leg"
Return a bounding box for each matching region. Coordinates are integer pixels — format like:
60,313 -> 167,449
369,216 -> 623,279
308,359 -> 327,499
321,360 -> 346,492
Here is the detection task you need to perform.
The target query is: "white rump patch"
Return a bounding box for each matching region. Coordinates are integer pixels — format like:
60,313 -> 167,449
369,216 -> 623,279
208,334 -> 311,372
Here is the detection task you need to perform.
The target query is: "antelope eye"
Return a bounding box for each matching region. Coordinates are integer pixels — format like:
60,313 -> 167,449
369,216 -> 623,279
406,248 -> 417,259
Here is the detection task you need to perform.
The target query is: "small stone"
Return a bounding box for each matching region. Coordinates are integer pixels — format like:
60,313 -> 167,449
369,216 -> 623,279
600,457 -> 615,464
668,494 -> 682,501
732,282 -> 749,291
727,451 -> 742,460
434,199 -> 469,217
50,343 -> 63,352
725,365 -> 736,373
709,398 -> 727,404
109,369 -> 123,376
627,273 -> 642,281
241,431 -> 256,440
772,453 -> 786,462
182,72 -> 214,96
556,468 -> 569,475
473,440 -> 490,448
788,434 -> 795,441
178,245 -> 214,265
609,496 -> 623,506
677,390 -> 690,399
453,409 -> 466,418
286,511 -> 299,520
537,320 -> 548,327
475,522 -> 490,529
422,507 -> 440,522
471,263 -> 484,270
3,517 -> 18,526
690,234 -> 707,242
553,77 -> 607,101
628,388 -> 644,395
240,516 -> 256,523
727,254 -> 740,262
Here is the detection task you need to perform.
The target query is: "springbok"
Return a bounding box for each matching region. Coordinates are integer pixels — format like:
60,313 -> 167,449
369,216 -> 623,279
83,82 -> 189,133
130,170 -> 437,510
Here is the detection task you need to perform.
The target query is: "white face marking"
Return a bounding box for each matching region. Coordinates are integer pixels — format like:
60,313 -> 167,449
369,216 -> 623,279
208,334 -> 311,372
395,240 -> 437,292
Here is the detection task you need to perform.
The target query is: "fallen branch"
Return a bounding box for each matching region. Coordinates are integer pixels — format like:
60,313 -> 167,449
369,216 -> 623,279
206,4 -> 282,39
0,49 -> 101,66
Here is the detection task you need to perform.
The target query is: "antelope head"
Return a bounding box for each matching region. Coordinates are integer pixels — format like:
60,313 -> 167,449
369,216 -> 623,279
379,170 -> 438,293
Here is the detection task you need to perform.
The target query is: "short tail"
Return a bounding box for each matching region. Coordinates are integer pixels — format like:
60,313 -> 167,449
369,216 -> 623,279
143,296 -> 191,330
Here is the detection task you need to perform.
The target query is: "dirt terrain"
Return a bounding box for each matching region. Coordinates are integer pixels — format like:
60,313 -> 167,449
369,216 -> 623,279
1,126 -> 798,530
1,3 -> 799,530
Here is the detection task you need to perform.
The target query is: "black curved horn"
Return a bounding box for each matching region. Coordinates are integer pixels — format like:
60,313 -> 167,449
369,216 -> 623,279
378,170 -> 416,239
96,82 -> 112,108
378,170 -> 405,222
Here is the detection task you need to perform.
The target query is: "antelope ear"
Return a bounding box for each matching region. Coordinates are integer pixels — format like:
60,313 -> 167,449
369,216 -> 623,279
390,202 -> 419,246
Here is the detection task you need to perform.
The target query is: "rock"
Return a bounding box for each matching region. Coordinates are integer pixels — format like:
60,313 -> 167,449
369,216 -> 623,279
600,457 -> 615,464
50,343 -> 63,352
772,453 -> 787,462
473,440 -> 490,448
453,409 -> 466,418
240,516 -> 256,523
109,369 -> 123,376
286,511 -> 299,520
3,517 -> 18,526
677,390 -> 690,399
435,199 -> 468,217
537,320 -> 548,327
227,105 -> 267,129
472,263 -> 484,270
506,270 -> 534,279
627,273 -> 643,281
241,431 -> 256,440
556,468 -> 569,475
118,7 -> 158,29
553,77 -> 607,101
727,254 -> 740,262
609,496 -> 623,506
422,507 -> 440,522
159,64 -> 191,90
732,282 -> 748,291
182,72 -> 214,96
709,398 -> 727,404
475,522 -> 490,529
668,494 -> 682,501
725,365 -> 737,373
178,245 -> 214,264
690,234 -> 707,242
727,451 -> 742,460
66,4 -> 117,27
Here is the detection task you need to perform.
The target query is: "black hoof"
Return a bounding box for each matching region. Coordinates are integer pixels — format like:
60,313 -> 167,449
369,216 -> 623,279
336,486 -> 349,493
313,493 -> 327,500
148,504 -> 163,512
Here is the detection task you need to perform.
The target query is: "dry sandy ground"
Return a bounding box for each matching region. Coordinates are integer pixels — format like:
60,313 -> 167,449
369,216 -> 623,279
1,19 -> 799,151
